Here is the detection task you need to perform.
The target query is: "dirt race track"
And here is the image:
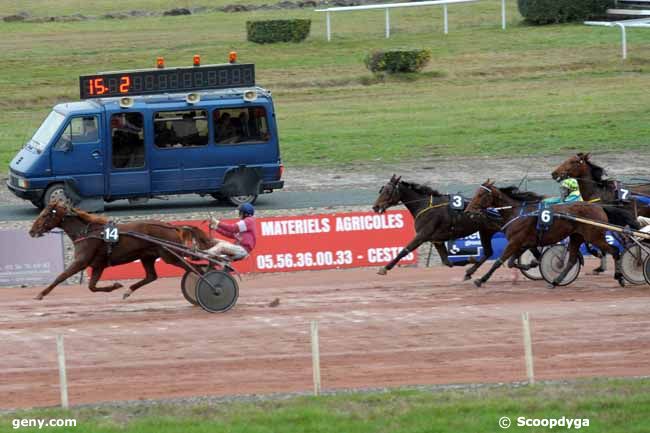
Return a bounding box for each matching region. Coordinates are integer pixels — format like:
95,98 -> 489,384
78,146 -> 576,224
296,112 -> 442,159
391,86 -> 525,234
2,262 -> 650,410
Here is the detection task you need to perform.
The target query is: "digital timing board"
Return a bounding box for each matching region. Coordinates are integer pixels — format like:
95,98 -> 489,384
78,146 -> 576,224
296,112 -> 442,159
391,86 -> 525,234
79,63 -> 255,99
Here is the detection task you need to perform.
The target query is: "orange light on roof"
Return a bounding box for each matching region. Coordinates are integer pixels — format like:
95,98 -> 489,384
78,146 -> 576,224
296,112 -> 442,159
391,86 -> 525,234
156,57 -> 165,69
193,54 -> 201,67
229,51 -> 237,64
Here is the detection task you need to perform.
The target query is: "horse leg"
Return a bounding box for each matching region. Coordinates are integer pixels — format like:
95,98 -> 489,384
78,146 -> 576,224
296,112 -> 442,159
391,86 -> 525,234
550,235 -> 582,288
589,236 -> 625,287
378,234 -> 427,275
123,256 -> 158,299
464,231 -> 495,281
35,259 -> 89,300
433,242 -> 453,267
88,266 -> 123,292
473,242 -> 523,288
587,243 -> 607,274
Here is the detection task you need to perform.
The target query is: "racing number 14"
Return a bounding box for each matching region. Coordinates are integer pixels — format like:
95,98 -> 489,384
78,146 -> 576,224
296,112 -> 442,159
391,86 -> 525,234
103,225 -> 119,243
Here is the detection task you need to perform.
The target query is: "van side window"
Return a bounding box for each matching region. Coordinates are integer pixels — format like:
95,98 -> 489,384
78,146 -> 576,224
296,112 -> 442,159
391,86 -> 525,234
54,116 -> 98,150
111,113 -> 145,169
154,110 -> 208,148
214,107 -> 270,145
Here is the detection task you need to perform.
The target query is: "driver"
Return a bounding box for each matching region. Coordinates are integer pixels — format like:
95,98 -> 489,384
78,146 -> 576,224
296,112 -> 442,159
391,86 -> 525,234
638,216 -> 650,234
543,178 -> 583,205
205,203 -> 256,261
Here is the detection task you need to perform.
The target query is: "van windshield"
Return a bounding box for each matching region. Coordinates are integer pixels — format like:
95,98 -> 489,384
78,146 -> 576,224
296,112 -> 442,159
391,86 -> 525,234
30,111 -> 65,151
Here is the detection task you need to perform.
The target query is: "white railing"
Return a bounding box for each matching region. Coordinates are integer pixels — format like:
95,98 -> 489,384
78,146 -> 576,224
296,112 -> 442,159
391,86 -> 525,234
315,0 -> 507,41
585,17 -> 650,59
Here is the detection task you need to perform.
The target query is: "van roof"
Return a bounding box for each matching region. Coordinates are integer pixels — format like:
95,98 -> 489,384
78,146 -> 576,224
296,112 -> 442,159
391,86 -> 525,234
55,86 -> 272,115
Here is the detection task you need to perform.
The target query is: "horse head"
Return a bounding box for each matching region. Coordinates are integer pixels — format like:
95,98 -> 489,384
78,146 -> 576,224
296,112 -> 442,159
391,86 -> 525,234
29,201 -> 70,238
372,174 -> 401,214
465,179 -> 498,214
551,153 -> 591,181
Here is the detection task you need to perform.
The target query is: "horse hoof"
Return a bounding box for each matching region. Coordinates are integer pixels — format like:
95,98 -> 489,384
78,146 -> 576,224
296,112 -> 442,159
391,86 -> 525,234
113,283 -> 123,290
377,267 -> 387,276
473,279 -> 482,288
122,290 -> 132,300
34,294 -> 44,300
463,274 -> 471,281
591,267 -> 605,275
547,283 -> 557,289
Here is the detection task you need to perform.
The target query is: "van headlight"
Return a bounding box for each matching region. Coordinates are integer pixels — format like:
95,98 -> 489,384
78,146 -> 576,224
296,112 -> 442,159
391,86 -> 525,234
17,177 -> 29,188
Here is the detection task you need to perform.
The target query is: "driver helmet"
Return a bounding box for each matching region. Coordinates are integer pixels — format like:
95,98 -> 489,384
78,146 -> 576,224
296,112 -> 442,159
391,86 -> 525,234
560,178 -> 579,192
238,203 -> 255,217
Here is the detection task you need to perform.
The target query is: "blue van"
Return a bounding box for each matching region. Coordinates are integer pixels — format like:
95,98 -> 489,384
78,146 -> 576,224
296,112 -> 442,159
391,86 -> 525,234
7,58 -> 284,210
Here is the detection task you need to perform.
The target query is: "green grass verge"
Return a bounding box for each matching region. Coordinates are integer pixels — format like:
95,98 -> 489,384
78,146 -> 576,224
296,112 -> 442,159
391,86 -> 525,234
2,378 -> 650,432
1,2 -> 650,170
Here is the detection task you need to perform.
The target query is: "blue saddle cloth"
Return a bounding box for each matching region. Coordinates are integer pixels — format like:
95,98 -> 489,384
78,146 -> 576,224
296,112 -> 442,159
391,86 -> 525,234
632,194 -> 650,206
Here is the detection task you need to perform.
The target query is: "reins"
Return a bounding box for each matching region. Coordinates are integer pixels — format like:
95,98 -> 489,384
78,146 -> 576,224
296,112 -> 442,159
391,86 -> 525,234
414,196 -> 449,220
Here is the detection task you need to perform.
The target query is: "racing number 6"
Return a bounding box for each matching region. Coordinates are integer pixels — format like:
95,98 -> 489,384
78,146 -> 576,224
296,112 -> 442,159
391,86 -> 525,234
541,210 -> 552,224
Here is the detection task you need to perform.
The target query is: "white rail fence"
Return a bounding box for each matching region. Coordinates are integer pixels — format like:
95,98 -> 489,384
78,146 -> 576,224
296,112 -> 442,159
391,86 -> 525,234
585,17 -> 650,59
315,0 -> 508,41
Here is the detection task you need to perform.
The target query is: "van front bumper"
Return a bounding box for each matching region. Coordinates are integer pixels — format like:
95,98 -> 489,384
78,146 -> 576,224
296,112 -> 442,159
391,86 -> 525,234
261,180 -> 284,192
6,180 -> 44,202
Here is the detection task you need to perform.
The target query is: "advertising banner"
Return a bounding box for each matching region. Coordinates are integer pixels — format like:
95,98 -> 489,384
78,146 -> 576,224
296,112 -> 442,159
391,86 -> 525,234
98,210 -> 417,280
0,230 -> 65,286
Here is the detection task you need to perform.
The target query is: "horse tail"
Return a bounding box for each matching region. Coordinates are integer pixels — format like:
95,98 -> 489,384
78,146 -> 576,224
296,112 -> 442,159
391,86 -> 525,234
603,206 -> 640,230
176,225 -> 215,249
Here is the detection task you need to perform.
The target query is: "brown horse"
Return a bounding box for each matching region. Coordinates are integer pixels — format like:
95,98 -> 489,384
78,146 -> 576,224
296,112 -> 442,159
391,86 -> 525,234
465,180 -> 624,288
372,175 -> 516,280
29,201 -> 214,300
551,152 -> 650,217
551,152 -> 648,273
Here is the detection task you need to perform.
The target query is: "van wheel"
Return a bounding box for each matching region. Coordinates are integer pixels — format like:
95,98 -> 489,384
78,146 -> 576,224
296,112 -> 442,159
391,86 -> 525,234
44,184 -> 73,207
227,194 -> 257,206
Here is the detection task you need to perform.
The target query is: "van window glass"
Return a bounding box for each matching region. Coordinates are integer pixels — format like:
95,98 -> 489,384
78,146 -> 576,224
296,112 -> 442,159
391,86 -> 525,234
154,110 -> 208,148
55,117 -> 99,151
111,112 -> 145,169
214,107 -> 269,145
32,111 -> 65,151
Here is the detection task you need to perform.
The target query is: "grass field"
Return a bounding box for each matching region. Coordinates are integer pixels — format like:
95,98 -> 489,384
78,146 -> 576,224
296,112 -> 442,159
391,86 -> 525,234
2,378 -> 650,432
1,2 -> 650,169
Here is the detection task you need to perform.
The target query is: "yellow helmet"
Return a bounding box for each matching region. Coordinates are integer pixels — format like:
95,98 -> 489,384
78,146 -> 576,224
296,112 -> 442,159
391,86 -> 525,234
560,178 -> 579,192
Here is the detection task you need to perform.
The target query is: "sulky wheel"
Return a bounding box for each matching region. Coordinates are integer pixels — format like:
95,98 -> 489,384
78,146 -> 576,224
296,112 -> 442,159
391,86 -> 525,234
621,245 -> 649,286
644,254 -> 650,286
540,244 -> 582,287
180,270 -> 200,305
516,247 -> 544,281
196,270 -> 239,313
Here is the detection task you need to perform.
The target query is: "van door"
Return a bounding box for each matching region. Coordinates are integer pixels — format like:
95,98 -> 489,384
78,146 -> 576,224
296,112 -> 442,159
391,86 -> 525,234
107,112 -> 150,197
51,115 -> 105,197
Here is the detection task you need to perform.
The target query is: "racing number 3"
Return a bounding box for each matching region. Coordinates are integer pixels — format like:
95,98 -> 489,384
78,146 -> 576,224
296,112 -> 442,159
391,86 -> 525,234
450,195 -> 464,210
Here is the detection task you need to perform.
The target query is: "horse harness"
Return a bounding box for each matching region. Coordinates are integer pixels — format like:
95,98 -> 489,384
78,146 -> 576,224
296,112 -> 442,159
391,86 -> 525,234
70,218 -> 120,264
